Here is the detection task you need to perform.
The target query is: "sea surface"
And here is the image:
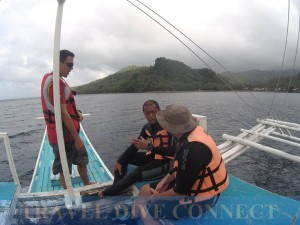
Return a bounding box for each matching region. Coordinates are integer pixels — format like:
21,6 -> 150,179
0,91 -> 299,199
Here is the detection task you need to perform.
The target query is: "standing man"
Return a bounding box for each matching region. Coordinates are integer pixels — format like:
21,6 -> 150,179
137,104 -> 229,221
95,100 -> 175,196
41,49 -> 94,188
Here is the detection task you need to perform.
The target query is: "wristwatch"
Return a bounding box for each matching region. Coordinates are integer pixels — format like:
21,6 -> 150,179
146,143 -> 154,151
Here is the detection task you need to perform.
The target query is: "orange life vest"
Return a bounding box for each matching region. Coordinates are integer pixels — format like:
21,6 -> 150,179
174,126 -> 229,203
41,73 -> 80,144
145,124 -> 173,160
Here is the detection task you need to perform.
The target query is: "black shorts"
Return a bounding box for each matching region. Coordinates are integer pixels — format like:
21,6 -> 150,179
51,141 -> 89,175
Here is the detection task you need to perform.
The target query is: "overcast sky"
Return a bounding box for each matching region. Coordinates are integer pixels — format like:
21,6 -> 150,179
1,0 -> 300,100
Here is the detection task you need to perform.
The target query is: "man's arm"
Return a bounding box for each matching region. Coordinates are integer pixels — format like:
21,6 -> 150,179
114,125 -> 146,175
117,124 -> 147,164
173,142 -> 212,195
61,103 -> 84,151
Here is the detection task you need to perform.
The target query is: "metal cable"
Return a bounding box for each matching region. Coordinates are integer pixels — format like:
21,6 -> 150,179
268,0 -> 290,117
126,0 -> 265,118
134,0 -> 265,107
283,7 -> 300,109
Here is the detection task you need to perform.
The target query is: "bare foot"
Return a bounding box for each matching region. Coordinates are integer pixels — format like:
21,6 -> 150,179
85,181 -> 98,186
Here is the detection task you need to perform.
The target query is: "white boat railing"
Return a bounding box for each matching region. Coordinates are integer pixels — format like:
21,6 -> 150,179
220,118 -> 300,164
0,132 -> 22,193
53,0 -> 76,206
192,114 -> 207,131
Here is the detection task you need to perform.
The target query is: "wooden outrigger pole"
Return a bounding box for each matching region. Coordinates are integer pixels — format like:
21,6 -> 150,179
53,0 -> 76,206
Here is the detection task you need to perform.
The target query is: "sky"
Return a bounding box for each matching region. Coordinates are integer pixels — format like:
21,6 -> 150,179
1,0 -> 300,100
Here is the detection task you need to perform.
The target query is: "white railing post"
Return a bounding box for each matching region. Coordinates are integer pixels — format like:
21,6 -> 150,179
53,0 -> 76,205
0,133 -> 22,192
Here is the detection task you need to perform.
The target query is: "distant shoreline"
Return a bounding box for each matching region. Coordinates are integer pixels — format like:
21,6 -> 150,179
1,90 -> 299,102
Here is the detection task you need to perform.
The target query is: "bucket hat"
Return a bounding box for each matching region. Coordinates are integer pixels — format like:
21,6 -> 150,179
156,104 -> 197,134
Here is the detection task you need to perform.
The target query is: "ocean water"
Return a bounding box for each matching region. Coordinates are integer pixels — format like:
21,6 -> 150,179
0,91 -> 299,198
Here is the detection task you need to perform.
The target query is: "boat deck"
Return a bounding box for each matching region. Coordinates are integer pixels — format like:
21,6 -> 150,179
163,175 -> 300,225
0,182 -> 17,225
29,129 -> 113,193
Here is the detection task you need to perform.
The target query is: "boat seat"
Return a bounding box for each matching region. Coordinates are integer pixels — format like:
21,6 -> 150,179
50,162 -> 81,186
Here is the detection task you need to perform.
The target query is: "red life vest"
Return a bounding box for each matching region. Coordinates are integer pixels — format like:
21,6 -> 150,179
174,126 -> 229,204
145,123 -> 173,160
41,73 -> 80,144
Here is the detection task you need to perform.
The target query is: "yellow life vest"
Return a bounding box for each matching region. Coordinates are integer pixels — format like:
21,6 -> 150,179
145,124 -> 173,160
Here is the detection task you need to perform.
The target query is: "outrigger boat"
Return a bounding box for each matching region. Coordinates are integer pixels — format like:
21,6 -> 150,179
3,115 -> 300,225
1,0 -> 300,224
28,125 -> 113,193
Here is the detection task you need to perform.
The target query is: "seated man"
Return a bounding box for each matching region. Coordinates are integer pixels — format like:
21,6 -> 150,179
136,104 -> 229,222
98,100 -> 175,196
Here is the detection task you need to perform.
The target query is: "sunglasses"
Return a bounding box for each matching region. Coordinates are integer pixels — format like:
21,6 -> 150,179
64,62 -> 74,68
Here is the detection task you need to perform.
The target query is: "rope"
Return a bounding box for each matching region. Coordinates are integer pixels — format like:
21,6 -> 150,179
268,0 -> 290,117
125,0 -> 265,118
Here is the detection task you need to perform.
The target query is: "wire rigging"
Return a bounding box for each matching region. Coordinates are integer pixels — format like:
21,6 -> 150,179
267,0 -> 291,117
125,0 -> 265,118
134,0 -> 264,106
283,7 -> 300,109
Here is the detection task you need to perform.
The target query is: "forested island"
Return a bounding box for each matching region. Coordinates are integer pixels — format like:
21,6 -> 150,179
73,57 -> 300,94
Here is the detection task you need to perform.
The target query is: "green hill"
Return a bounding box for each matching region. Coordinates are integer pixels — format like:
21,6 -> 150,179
73,57 -> 230,94
221,70 -> 300,91
73,57 -> 300,93
221,69 -> 300,84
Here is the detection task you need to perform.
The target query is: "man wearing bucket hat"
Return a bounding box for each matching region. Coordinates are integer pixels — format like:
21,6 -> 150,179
136,104 -> 229,220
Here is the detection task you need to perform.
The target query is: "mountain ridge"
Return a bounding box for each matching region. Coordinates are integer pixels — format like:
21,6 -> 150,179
73,57 -> 300,93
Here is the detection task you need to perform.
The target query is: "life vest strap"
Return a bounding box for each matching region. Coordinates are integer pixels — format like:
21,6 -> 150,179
43,110 -> 55,124
194,168 -> 207,194
196,157 -> 224,180
65,97 -> 75,103
191,172 -> 228,194
207,167 -> 219,191
191,157 -> 227,194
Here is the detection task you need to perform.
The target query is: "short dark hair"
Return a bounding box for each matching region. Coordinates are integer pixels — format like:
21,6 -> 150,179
142,100 -> 160,112
60,49 -> 74,63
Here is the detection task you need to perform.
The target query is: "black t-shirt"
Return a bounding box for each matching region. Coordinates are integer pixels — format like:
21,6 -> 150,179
173,141 -> 212,195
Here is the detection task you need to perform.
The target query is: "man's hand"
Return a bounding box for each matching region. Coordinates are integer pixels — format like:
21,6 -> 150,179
77,111 -> 83,122
155,178 -> 169,193
131,136 -> 148,149
114,162 -> 122,175
74,137 -> 85,151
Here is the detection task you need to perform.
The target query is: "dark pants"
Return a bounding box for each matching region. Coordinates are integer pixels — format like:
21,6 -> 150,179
103,152 -> 168,196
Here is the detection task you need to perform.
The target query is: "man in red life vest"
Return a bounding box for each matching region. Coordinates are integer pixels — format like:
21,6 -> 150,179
41,49 -> 95,188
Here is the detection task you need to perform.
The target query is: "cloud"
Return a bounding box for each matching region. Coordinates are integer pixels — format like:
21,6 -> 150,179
0,0 -> 300,100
